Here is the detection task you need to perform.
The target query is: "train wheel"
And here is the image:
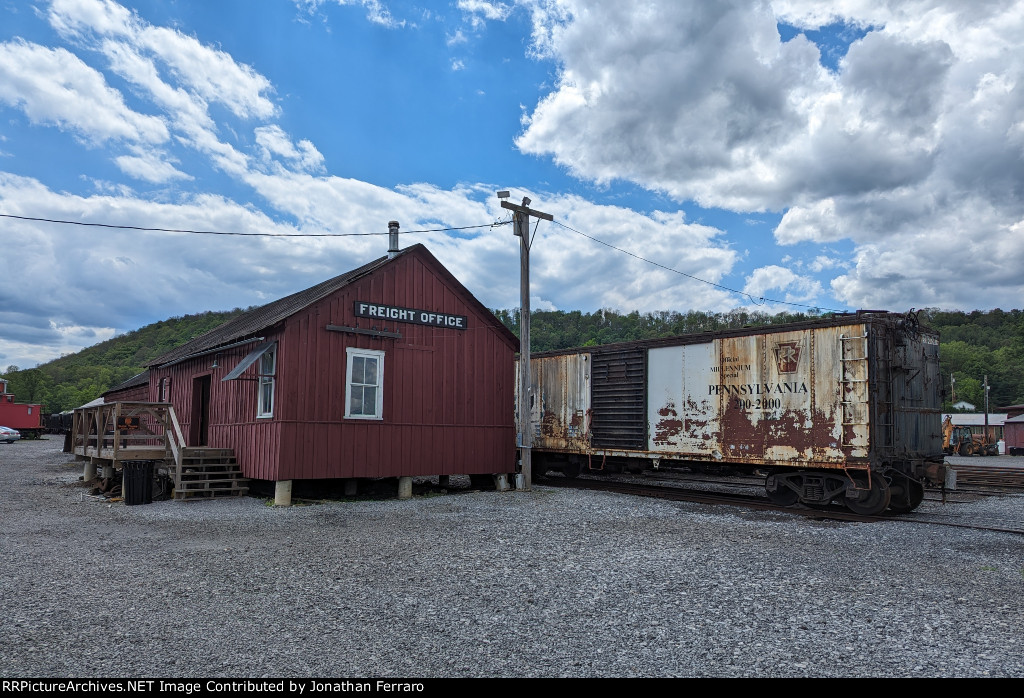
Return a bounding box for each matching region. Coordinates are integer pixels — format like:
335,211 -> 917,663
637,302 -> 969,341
887,478 -> 924,514
561,460 -> 582,479
764,474 -> 798,506
844,476 -> 891,516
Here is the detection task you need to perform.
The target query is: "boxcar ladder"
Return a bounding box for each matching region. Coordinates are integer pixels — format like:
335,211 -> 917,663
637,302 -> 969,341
839,332 -> 871,449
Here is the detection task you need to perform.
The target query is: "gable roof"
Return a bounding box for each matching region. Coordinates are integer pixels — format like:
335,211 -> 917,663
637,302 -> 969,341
103,370 -> 150,396
150,244 -> 517,368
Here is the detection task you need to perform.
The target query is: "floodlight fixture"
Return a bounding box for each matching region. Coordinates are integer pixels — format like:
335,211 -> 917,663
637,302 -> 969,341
496,190 -> 510,199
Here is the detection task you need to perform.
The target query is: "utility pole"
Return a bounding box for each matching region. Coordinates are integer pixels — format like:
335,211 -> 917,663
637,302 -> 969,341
498,192 -> 552,491
984,374 -> 990,442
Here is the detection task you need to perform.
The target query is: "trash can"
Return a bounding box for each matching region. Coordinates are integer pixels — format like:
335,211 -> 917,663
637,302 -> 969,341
123,461 -> 154,506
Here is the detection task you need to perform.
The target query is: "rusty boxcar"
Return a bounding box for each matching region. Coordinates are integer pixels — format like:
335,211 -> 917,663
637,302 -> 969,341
521,310 -> 950,515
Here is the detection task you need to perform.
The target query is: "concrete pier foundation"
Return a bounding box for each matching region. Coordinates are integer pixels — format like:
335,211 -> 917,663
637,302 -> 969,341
274,480 -> 292,507
398,476 -> 413,500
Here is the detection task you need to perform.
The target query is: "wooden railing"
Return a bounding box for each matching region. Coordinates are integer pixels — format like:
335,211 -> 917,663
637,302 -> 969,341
72,401 -> 248,500
166,405 -> 185,472
71,402 -> 181,464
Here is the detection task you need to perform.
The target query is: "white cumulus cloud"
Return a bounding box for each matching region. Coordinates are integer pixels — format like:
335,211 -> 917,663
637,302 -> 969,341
0,40 -> 168,146
510,0 -> 1024,310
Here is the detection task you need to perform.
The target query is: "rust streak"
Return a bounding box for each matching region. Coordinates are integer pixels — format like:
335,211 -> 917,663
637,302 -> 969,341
652,401 -> 682,445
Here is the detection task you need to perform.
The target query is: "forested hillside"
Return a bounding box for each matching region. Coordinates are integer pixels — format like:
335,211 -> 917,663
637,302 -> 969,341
920,308 -> 1024,409
3,306 -> 1020,414
1,309 -> 246,413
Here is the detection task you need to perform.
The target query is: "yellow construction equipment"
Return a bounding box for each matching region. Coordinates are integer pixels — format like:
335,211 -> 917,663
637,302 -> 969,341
942,415 -> 998,456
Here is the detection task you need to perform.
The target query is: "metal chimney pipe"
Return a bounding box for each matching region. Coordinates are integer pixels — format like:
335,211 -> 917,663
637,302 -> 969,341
388,220 -> 400,259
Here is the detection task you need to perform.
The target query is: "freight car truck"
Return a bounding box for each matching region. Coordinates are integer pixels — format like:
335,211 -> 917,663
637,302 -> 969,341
0,379 -> 44,439
519,310 -> 952,516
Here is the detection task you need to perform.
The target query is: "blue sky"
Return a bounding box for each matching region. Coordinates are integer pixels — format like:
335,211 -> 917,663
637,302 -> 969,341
2,0 -> 1023,369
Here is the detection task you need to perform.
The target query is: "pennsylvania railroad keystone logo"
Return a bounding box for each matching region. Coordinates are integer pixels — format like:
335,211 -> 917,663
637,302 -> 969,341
774,341 -> 801,374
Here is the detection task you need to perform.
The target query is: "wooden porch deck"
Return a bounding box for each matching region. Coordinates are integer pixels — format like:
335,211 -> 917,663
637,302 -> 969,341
72,402 -> 248,499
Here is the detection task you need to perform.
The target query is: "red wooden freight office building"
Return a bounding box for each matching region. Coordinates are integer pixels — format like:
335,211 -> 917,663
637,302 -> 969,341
146,232 -> 519,503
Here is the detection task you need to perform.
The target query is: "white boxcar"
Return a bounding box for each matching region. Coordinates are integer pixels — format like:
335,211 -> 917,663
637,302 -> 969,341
521,311 -> 949,515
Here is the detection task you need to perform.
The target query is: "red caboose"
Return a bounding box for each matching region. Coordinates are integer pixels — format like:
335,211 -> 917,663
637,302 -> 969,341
0,379 -> 43,439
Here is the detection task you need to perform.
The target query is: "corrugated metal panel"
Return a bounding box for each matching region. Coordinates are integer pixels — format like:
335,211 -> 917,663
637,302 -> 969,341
531,311 -> 942,472
868,318 -> 943,460
522,353 -> 591,452
647,325 -> 866,466
648,342 -> 720,457
591,346 -> 646,449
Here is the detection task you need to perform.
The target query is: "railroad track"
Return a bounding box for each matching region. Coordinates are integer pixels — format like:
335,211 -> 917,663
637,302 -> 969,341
556,465 -> 1024,497
539,474 -> 1024,536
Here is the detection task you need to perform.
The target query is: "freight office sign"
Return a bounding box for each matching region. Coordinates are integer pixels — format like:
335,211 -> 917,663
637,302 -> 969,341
354,302 -> 468,330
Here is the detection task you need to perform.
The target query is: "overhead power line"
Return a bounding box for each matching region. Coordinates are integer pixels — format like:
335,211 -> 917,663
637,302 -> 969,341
0,213 -> 508,237
551,219 -> 844,314
3,210 -> 843,313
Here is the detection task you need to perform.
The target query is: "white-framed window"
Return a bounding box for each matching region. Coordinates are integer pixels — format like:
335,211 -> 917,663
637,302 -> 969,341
345,348 -> 384,419
257,344 -> 277,418
158,377 -> 170,402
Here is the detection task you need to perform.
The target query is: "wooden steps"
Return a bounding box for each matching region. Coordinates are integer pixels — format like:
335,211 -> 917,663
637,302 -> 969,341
173,446 -> 249,499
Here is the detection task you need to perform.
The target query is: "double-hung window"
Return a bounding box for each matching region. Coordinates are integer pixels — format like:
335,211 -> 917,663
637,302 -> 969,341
257,345 -> 276,418
345,348 -> 384,419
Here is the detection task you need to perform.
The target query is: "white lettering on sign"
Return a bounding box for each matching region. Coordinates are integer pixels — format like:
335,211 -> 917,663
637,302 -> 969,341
354,302 -> 467,330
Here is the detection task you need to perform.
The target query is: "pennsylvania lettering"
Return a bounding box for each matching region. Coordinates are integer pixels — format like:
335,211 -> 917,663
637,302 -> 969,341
708,382 -> 808,396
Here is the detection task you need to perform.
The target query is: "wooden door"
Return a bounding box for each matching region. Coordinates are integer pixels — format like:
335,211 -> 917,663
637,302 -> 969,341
190,375 -> 211,446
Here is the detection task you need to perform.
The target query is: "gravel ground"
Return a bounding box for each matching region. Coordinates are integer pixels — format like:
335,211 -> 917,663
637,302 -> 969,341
2,438 -> 1023,678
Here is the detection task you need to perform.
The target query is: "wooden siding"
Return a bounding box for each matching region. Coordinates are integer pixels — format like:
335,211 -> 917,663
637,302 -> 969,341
1005,421 -> 1024,449
149,248 -> 516,481
104,383 -> 150,403
149,345 -> 283,481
